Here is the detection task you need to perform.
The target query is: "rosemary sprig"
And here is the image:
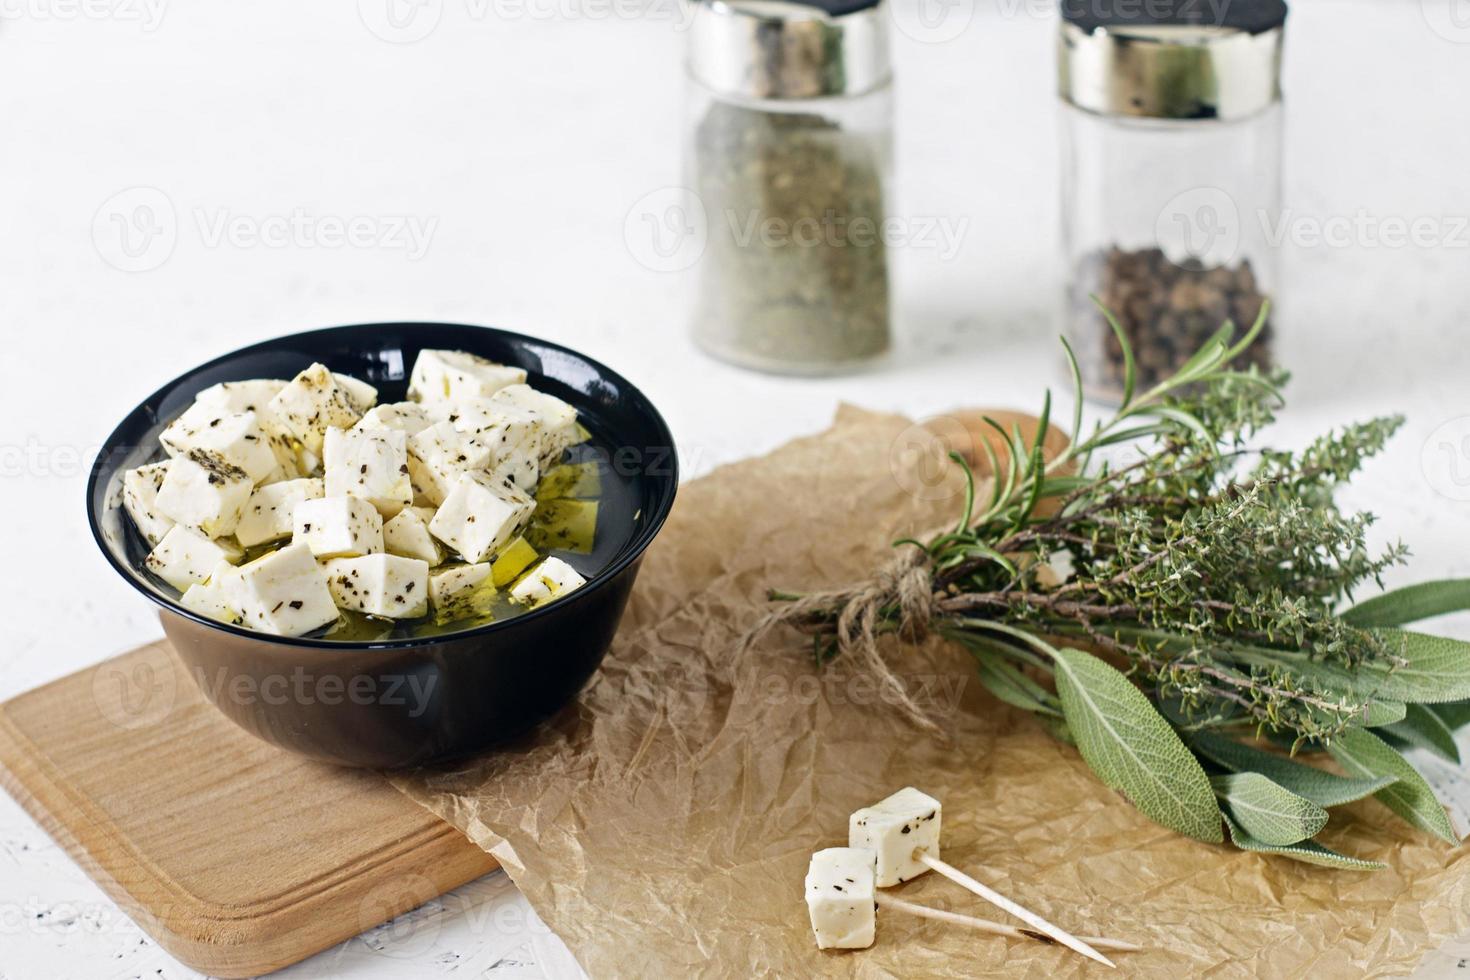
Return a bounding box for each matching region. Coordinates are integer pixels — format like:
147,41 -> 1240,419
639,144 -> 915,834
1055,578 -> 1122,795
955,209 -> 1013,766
760,304 -> 1470,867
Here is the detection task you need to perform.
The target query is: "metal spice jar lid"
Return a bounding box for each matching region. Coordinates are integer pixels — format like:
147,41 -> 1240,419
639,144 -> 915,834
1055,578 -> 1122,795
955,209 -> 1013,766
686,0 -> 891,101
1057,0 -> 1288,121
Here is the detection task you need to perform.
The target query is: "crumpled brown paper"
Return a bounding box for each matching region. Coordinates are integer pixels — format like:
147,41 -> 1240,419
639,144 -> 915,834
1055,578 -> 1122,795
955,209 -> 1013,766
393,407 -> 1470,979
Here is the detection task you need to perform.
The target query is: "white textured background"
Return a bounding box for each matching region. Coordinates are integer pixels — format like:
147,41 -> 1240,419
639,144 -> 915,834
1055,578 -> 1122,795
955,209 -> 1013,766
2,0 -> 1469,977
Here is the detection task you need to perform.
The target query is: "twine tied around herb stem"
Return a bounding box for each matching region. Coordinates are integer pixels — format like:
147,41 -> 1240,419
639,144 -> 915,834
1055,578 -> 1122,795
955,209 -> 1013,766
744,534 -> 947,736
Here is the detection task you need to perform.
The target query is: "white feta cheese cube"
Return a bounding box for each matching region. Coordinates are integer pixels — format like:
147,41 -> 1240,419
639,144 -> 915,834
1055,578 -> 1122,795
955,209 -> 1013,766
354,401 -> 434,437
848,787 -> 942,887
451,403 -> 546,491
487,437 -> 542,493
145,525 -> 239,591
333,373 -> 378,411
293,496 -> 384,559
321,554 -> 430,619
408,349 -> 526,404
383,507 -> 444,565
804,848 -> 877,950
508,556 -> 587,608
191,379 -> 287,414
428,472 -> 536,564
323,426 -> 413,517
406,421 -> 499,506
429,562 -> 491,608
267,363 -> 369,456
429,563 -> 497,623
232,542 -> 339,637
179,580 -> 242,626
153,454 -> 255,538
159,408 -> 278,485
234,478 -> 324,548
122,461 -> 175,546
489,384 -> 579,465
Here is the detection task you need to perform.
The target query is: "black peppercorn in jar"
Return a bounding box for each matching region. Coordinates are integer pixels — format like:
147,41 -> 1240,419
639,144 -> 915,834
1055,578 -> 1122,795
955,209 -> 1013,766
1057,0 -> 1288,401
685,0 -> 893,375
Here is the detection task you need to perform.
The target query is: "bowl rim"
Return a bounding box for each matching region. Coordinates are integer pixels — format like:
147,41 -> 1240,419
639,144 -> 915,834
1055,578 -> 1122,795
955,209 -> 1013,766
85,321 -> 679,651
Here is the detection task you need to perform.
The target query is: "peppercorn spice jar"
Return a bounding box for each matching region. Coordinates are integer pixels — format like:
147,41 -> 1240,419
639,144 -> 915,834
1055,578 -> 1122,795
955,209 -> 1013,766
1057,0 -> 1288,401
685,0 -> 893,375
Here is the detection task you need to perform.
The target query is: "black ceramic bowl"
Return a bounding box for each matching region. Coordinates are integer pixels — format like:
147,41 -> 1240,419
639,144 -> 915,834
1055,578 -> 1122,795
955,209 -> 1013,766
87,323 -> 677,768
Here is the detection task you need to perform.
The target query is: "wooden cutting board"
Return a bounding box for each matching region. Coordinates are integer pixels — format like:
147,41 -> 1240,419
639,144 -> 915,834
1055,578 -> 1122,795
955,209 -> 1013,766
0,640 -> 499,978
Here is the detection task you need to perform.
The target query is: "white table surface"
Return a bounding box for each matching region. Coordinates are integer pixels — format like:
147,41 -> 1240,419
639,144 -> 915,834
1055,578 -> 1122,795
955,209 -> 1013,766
3,1 -> 1470,976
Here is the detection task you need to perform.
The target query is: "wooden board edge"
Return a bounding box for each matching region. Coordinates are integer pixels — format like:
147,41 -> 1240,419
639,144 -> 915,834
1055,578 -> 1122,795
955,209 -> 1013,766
0,704 -> 499,978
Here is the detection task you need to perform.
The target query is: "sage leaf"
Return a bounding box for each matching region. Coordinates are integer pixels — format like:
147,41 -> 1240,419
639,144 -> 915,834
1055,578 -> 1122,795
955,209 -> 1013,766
1327,728 -> 1458,844
1190,732 -> 1396,808
1052,646 -> 1223,843
1430,700 -> 1470,731
1378,703 -> 1460,764
1211,773 -> 1328,845
1365,629 -> 1470,704
1361,699 -> 1407,727
1343,579 -> 1470,627
972,652 -> 1063,718
1223,815 -> 1385,871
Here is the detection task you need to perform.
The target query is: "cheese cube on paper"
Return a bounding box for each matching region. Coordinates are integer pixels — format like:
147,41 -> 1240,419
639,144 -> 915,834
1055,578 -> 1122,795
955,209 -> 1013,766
232,542 -> 339,637
153,454 -> 255,538
383,507 -> 443,565
145,525 -> 239,592
355,402 -> 434,437
267,363 -> 370,455
805,848 -> 877,951
235,478 -> 324,548
322,554 -> 430,619
159,408 -> 278,485
122,461 -> 175,546
508,556 -> 586,608
293,496 -> 384,559
323,426 -> 413,517
849,787 -> 942,887
428,472 -> 535,564
489,384 -> 579,464
408,349 -> 526,404
179,580 -> 242,626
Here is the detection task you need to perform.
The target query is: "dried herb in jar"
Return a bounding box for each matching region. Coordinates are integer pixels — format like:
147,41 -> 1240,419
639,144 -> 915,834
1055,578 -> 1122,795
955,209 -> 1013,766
692,101 -> 890,373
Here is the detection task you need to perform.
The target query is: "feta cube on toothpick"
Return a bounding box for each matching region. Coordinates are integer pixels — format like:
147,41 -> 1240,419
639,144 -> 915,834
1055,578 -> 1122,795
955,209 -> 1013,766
851,788 -> 1115,968
805,848 -> 877,950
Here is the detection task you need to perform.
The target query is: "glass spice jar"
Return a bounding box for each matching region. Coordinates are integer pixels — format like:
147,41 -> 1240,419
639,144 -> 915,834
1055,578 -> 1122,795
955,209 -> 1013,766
685,0 -> 893,375
1057,0 -> 1288,401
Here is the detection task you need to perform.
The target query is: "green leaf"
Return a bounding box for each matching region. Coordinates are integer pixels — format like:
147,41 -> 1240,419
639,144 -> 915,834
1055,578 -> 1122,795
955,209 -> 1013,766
1190,732 -> 1396,808
1051,646 -> 1224,843
1362,699 -> 1407,727
1379,703 -> 1460,764
1367,629 -> 1470,704
1092,298 -> 1135,409
1211,773 -> 1328,845
1343,580 -> 1470,627
1151,406 -> 1213,443
1430,700 -> 1470,730
1223,815 -> 1385,871
972,651 -> 1063,718
1327,728 -> 1458,844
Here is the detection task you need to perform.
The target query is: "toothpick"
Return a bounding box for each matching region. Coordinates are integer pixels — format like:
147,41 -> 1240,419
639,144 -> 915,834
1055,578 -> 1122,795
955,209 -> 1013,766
875,893 -> 1143,954
916,852 -> 1116,968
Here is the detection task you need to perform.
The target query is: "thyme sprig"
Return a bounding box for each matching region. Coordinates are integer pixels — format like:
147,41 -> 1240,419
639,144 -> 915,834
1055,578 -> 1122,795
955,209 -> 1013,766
761,304 -> 1470,866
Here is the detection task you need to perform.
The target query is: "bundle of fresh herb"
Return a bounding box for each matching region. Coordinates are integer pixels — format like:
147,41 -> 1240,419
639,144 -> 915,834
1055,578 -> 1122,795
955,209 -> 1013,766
757,306 -> 1470,868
